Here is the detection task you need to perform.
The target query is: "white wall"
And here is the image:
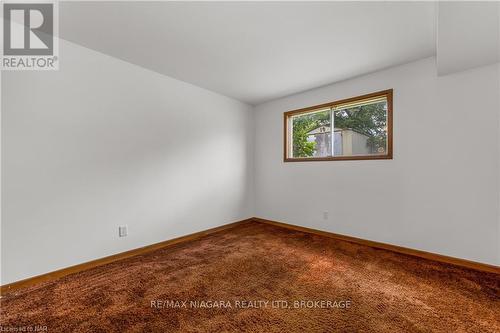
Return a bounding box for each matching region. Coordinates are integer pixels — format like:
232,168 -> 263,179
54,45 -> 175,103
254,57 -> 500,266
1,39 -> 254,284
2,46 -> 499,286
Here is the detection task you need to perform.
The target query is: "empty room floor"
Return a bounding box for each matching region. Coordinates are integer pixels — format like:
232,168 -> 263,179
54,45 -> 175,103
1,221 -> 499,332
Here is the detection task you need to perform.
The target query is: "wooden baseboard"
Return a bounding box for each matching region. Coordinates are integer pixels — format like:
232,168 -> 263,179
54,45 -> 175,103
2,216 -> 497,296
0,218 -> 253,296
253,218 -> 500,275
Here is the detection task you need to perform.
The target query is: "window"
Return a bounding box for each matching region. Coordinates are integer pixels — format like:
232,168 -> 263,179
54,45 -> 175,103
284,89 -> 393,161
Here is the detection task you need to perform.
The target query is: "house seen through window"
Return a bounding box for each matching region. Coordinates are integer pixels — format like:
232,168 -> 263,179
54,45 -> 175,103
284,90 -> 393,161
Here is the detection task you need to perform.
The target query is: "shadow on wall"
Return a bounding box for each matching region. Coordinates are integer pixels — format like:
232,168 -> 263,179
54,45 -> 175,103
1,37 -> 253,284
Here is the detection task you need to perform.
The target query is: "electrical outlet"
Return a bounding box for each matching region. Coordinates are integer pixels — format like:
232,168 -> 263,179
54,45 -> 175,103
119,225 -> 128,237
323,211 -> 329,220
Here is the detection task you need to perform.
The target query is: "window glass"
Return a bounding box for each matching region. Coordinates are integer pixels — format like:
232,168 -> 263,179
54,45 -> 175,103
292,109 -> 331,158
333,99 -> 388,156
285,90 -> 392,161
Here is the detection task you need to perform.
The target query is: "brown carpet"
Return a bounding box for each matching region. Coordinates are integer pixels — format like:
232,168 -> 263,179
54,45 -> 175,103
1,221 -> 499,332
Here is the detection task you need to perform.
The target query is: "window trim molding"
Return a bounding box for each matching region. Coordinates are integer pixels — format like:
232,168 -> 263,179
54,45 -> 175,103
283,89 -> 393,162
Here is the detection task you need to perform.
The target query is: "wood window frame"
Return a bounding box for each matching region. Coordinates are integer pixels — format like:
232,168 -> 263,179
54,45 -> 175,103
283,89 -> 393,162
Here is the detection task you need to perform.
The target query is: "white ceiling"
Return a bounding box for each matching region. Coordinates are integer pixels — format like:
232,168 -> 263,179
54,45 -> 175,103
60,2 -> 437,105
437,2 -> 500,76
